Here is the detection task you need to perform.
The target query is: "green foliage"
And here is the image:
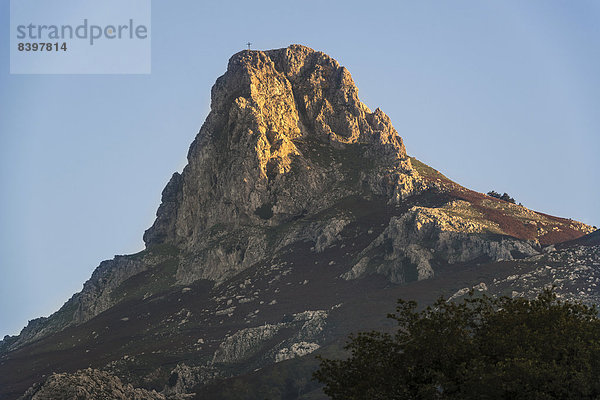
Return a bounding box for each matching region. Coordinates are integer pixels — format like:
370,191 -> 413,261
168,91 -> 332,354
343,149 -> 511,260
487,190 -> 516,204
314,289 -> 600,399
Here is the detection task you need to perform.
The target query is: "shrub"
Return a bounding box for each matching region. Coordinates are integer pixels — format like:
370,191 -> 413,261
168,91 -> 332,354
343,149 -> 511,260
487,190 -> 516,204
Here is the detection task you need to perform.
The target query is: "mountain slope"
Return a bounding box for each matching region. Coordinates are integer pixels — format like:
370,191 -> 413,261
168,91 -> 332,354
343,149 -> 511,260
0,45 -> 595,400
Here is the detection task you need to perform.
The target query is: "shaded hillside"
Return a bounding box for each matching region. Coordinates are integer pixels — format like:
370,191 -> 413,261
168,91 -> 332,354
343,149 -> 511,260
556,229 -> 600,249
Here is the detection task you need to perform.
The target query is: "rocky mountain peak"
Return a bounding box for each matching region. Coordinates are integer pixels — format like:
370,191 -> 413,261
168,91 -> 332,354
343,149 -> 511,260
143,45 -> 417,250
1,45 -> 596,400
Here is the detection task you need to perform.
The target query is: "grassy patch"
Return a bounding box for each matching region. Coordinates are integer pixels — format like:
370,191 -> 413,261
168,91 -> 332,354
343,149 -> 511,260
409,157 -> 451,182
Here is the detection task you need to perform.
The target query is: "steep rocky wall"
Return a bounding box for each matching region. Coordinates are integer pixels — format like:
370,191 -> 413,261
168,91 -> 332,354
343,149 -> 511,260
143,45 -> 421,253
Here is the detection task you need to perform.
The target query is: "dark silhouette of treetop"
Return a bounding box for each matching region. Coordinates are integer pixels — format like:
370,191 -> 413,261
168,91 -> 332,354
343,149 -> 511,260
314,289 -> 600,399
487,190 -> 516,204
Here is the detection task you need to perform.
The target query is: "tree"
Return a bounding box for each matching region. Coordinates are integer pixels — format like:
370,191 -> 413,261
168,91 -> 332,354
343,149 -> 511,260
487,191 -> 516,204
314,289 -> 600,399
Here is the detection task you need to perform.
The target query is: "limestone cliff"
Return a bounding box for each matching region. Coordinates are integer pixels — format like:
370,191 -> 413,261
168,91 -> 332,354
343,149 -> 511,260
143,45 -> 420,250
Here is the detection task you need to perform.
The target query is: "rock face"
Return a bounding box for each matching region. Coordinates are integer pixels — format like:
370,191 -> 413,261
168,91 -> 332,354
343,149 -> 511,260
1,45 -> 596,400
447,241 -> 600,307
212,310 -> 327,364
143,44 -> 419,255
343,203 -> 541,283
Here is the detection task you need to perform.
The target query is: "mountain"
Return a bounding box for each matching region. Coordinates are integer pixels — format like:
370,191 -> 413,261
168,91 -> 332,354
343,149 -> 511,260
1,45 -> 597,400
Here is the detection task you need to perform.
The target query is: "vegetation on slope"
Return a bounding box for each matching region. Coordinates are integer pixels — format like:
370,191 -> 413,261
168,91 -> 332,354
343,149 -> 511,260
315,289 -> 600,399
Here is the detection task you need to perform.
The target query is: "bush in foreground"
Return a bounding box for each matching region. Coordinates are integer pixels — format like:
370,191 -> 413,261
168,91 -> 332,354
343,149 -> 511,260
314,289 -> 600,399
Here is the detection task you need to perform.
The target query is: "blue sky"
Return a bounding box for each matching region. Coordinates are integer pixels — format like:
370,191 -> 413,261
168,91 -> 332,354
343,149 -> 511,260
1,1 -> 599,338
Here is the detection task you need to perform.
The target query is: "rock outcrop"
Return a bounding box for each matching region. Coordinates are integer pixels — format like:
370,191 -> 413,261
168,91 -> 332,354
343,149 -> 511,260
143,45 -> 420,251
343,202 -> 541,283
18,369 -> 165,400
137,45 -> 429,289
211,309 -> 327,364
